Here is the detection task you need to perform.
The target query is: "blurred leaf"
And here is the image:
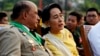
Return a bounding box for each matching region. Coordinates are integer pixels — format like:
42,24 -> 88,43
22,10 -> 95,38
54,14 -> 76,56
3,2 -> 13,11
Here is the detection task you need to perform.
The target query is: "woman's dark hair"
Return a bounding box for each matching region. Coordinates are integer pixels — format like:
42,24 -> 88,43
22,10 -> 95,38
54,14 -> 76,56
42,3 -> 62,23
11,1 -> 30,20
38,9 -> 42,18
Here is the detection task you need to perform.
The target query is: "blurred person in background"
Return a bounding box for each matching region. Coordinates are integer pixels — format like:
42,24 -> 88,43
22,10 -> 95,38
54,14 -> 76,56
85,8 -> 99,25
65,11 -> 84,56
0,12 -> 9,30
78,15 -> 85,27
0,12 -> 8,24
88,17 -> 100,56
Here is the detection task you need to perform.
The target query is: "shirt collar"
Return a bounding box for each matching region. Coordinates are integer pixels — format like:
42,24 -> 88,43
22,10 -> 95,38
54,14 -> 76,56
23,25 -> 30,31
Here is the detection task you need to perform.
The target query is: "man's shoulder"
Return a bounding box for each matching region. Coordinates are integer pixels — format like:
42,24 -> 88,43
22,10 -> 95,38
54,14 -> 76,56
0,25 -> 12,31
88,24 -> 99,40
89,22 -> 100,33
0,25 -> 19,34
0,24 -> 10,30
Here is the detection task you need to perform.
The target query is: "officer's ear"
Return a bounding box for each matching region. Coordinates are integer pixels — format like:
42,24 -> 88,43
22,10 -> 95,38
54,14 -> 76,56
22,11 -> 28,20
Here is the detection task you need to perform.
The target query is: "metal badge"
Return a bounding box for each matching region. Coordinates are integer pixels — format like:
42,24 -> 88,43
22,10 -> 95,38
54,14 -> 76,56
28,39 -> 35,46
28,39 -> 37,51
22,32 -> 27,36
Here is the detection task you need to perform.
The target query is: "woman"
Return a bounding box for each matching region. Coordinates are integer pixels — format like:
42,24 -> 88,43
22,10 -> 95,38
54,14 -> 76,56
42,3 -> 79,56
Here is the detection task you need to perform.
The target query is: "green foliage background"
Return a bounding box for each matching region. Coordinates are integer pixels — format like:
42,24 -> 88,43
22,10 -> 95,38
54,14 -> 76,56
0,0 -> 99,12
